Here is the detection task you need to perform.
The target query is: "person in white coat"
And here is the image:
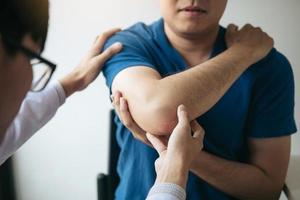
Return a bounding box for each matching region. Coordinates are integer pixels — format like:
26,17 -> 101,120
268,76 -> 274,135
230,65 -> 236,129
0,0 -> 122,165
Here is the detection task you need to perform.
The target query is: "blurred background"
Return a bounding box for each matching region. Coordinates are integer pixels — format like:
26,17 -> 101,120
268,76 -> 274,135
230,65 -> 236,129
9,0 -> 299,200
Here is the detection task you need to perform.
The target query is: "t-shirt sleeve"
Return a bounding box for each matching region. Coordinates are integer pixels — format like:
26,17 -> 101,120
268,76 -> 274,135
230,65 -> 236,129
102,30 -> 158,94
247,49 -> 297,138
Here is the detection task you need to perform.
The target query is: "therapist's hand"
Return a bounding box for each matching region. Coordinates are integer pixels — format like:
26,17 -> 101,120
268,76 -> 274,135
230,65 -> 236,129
112,91 -> 152,147
147,105 -> 205,188
59,28 -> 122,97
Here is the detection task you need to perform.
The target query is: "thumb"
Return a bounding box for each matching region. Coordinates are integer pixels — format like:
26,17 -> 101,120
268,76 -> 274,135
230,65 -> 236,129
177,104 -> 189,126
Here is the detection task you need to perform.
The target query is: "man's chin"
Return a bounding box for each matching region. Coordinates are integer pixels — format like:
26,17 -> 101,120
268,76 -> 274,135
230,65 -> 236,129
178,28 -> 208,38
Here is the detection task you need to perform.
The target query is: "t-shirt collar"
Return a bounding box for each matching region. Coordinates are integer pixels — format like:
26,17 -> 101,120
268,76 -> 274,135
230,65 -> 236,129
153,18 -> 227,70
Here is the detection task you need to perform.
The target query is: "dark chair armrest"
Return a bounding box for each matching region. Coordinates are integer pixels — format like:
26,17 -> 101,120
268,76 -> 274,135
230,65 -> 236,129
97,173 -> 108,200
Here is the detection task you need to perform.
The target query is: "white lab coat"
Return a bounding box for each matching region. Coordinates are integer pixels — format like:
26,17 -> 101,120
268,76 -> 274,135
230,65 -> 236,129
0,81 -> 66,165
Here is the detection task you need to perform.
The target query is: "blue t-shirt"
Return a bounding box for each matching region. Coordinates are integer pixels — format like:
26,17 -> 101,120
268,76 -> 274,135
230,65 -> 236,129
103,19 -> 297,200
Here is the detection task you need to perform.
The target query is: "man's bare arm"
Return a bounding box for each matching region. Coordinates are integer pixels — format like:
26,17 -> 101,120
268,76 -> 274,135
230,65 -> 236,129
112,24 -> 273,135
190,136 -> 291,200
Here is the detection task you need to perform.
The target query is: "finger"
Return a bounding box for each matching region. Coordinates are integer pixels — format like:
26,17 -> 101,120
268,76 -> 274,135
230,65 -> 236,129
119,97 -> 150,146
254,27 -> 263,32
191,120 -> 205,140
111,90 -> 121,102
119,97 -> 134,129
94,42 -> 122,65
227,23 -> 238,33
177,104 -> 189,124
119,97 -> 144,133
91,28 -> 121,55
112,91 -> 122,117
146,133 -> 167,155
112,93 -> 151,147
241,23 -> 253,31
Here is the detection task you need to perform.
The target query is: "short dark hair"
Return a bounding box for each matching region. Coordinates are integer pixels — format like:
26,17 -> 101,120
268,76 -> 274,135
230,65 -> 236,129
0,0 -> 49,54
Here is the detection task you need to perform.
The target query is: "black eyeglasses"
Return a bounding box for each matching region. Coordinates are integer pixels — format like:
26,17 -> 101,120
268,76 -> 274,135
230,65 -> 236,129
0,33 -> 56,92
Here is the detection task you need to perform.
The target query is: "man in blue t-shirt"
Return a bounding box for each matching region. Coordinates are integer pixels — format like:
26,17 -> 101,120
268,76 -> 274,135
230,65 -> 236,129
103,1 -> 297,199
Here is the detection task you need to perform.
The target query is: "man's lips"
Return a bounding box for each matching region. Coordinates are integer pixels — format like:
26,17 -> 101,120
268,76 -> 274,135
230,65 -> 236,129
179,6 -> 207,13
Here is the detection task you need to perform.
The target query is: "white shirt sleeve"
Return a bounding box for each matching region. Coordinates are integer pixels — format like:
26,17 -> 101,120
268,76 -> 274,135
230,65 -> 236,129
0,81 -> 66,165
146,183 -> 186,200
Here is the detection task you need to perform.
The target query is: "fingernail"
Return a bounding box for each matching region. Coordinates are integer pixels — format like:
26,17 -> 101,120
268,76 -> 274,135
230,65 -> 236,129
110,94 -> 115,101
112,42 -> 122,48
178,104 -> 185,112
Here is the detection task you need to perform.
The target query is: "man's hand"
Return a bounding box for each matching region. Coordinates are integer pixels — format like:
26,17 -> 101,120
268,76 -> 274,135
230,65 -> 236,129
147,105 -> 205,188
226,23 -> 274,63
59,28 -> 123,97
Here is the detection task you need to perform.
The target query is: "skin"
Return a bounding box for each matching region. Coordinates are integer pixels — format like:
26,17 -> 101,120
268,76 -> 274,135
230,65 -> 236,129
0,28 -> 122,144
147,105 -> 204,189
110,1 -> 290,198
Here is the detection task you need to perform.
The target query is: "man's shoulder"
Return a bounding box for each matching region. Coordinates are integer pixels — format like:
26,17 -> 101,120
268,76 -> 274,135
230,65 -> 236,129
103,19 -> 162,49
251,48 -> 293,80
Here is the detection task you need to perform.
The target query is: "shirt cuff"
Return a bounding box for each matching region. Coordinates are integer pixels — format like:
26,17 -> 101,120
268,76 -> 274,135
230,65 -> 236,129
52,81 -> 66,106
147,183 -> 186,200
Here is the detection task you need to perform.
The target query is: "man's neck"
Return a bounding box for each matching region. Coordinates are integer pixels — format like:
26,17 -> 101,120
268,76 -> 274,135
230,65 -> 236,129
164,23 -> 220,67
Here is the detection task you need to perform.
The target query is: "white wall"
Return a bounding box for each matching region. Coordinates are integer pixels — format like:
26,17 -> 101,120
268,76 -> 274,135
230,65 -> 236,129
12,1 -> 299,200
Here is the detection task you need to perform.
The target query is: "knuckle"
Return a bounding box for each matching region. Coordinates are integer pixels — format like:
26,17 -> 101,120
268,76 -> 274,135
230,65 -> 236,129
227,24 -> 235,29
132,134 -> 138,139
245,23 -> 251,28
133,133 -> 141,140
123,120 -> 133,128
254,27 -> 262,32
100,32 -> 109,39
182,125 -> 191,133
104,48 -> 113,56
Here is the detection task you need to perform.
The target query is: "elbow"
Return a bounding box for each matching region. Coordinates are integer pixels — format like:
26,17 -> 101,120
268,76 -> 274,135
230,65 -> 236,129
129,96 -> 178,135
251,181 -> 284,200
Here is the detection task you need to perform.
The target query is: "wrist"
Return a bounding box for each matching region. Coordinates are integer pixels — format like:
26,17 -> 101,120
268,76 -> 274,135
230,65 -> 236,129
156,159 -> 189,189
228,45 -> 258,67
59,71 -> 82,98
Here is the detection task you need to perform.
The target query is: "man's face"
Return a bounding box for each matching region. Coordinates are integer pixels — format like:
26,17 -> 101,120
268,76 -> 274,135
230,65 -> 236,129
0,35 -> 40,140
160,0 -> 227,36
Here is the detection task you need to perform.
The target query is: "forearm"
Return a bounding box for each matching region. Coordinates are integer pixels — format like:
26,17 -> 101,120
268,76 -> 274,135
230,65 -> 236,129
120,46 -> 255,134
157,46 -> 253,120
190,151 -> 282,200
59,71 -> 84,98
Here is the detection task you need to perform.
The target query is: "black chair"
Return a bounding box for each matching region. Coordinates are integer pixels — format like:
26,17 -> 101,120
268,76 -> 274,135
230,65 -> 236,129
0,158 -> 16,200
97,110 -> 120,200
